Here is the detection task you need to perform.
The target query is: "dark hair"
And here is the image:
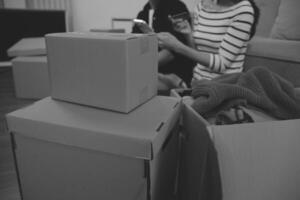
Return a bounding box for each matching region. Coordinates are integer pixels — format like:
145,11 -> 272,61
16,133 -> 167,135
247,0 -> 260,38
219,0 -> 260,39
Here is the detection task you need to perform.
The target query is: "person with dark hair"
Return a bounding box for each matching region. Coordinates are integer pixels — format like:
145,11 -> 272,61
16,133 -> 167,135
157,0 -> 260,83
132,0 -> 195,89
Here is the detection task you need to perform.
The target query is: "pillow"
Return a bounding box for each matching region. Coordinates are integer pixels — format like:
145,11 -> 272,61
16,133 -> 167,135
270,0 -> 300,40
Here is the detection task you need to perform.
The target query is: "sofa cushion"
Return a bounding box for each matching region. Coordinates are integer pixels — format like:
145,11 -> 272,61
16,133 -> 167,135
247,36 -> 300,63
253,0 -> 281,37
270,0 -> 300,40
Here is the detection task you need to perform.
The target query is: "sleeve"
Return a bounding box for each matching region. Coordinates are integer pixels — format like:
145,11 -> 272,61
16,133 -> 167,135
209,7 -> 254,73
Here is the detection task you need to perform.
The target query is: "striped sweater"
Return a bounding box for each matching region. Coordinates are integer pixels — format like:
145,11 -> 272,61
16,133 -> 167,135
192,0 -> 254,80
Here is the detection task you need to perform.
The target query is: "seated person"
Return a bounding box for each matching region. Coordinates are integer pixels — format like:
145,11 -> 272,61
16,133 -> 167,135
157,0 -> 259,83
132,0 -> 195,89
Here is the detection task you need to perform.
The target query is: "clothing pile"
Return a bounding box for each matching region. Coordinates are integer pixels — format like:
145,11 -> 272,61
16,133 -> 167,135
191,66 -> 300,124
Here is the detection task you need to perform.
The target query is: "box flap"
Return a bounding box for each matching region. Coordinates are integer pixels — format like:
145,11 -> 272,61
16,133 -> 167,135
6,96 -> 180,160
182,99 -> 300,200
46,32 -> 155,41
210,120 -> 300,199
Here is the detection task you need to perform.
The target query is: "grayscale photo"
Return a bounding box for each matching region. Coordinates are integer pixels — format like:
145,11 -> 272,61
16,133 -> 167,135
1,0 -> 300,200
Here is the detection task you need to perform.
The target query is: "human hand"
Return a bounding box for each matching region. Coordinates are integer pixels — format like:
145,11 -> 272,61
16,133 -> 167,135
168,14 -> 192,35
157,32 -> 183,52
133,19 -> 154,33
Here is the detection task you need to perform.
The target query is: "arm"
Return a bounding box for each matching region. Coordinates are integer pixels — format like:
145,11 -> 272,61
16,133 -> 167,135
175,41 -> 210,65
158,49 -> 175,68
211,14 -> 254,73
192,2 -> 254,73
182,31 -> 196,49
159,8 -> 254,73
157,32 -> 210,67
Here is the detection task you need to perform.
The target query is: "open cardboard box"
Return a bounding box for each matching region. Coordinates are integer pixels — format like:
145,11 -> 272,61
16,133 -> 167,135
171,89 -> 300,200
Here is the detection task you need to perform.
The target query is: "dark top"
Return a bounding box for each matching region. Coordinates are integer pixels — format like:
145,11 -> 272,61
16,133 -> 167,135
132,1 -> 195,85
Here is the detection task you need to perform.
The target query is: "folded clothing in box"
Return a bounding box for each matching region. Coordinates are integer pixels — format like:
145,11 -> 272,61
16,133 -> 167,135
46,32 -> 158,113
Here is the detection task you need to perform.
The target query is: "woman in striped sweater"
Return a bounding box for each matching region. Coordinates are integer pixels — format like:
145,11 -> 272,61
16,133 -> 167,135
157,0 -> 259,82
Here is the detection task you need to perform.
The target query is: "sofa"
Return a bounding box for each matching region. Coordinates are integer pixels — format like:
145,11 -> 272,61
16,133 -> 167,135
244,0 -> 300,86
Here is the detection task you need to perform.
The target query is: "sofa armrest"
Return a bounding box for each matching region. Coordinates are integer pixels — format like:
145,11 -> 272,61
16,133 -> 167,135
247,36 -> 300,63
244,37 -> 300,87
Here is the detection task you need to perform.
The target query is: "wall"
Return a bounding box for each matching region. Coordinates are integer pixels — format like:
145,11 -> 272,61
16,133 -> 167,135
71,0 -> 199,32
2,0 -> 199,32
71,0 -> 144,32
4,0 -> 26,8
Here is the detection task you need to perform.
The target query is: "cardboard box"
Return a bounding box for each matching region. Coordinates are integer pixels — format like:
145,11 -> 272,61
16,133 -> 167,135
7,37 -> 46,57
90,28 -> 125,33
171,89 -> 300,200
6,96 -> 181,200
46,32 -> 158,113
11,56 -> 50,99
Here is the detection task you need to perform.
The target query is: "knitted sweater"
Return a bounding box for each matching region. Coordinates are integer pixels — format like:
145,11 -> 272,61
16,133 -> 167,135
191,67 -> 300,120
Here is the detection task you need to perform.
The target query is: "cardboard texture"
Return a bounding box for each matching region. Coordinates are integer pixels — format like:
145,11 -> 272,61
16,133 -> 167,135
6,96 -> 181,200
46,32 -> 158,113
11,56 -> 50,99
171,89 -> 300,200
7,37 -> 46,57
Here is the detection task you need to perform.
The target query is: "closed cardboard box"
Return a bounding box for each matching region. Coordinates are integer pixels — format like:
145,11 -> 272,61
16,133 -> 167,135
172,89 -> 300,200
7,37 -> 46,57
12,56 -> 50,99
6,96 -> 181,200
46,32 -> 158,113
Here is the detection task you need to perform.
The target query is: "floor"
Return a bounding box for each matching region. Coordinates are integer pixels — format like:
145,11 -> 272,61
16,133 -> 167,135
0,68 -> 34,200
